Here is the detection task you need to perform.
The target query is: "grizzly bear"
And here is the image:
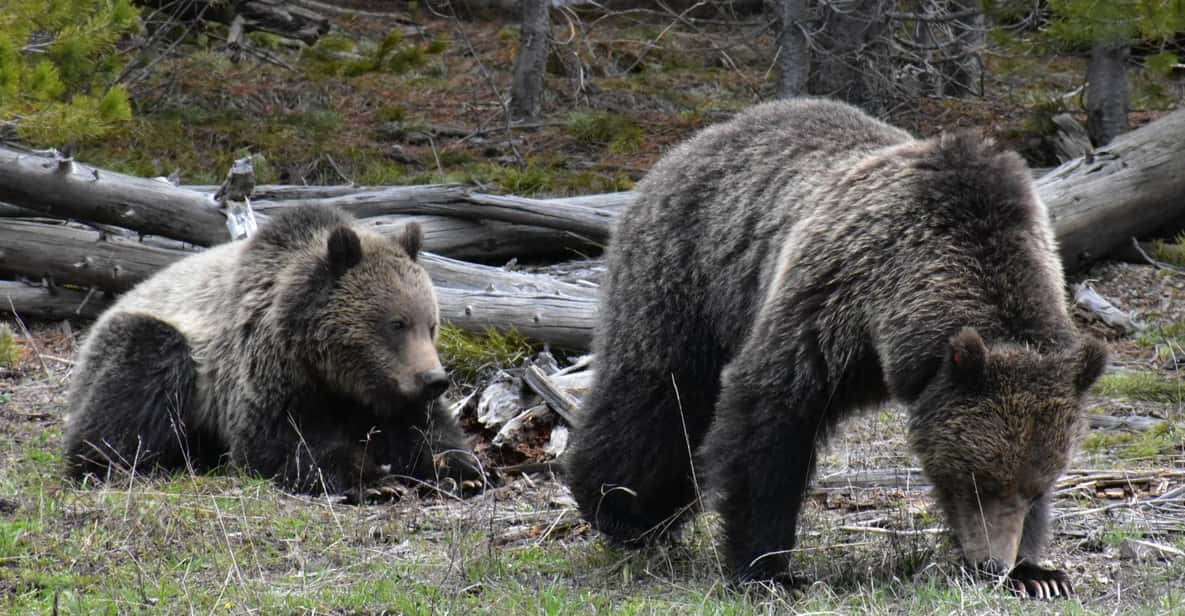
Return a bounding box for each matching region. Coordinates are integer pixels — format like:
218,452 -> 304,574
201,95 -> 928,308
64,205 -> 482,498
566,98 -> 1107,598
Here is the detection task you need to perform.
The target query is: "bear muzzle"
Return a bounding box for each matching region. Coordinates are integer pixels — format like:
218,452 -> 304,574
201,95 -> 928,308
416,369 -> 449,400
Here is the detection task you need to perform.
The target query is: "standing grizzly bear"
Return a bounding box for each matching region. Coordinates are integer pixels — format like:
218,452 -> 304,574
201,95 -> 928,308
566,99 -> 1107,598
64,205 -> 481,497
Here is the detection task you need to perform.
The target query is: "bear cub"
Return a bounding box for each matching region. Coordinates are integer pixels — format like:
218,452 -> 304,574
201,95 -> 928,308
566,98 -> 1107,598
64,205 -> 482,498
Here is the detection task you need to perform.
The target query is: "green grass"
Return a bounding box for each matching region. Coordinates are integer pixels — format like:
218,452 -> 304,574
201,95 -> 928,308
566,112 -> 645,155
0,322 -> 20,367
1151,232 -> 1185,268
438,324 -> 535,382
1082,421 -> 1182,460
1092,371 -> 1185,404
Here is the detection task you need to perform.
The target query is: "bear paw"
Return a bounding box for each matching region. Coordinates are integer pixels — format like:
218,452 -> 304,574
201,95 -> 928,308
1006,562 -> 1073,600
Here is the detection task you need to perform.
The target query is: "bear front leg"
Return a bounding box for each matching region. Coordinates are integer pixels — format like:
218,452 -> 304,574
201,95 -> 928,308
706,346 -> 829,585
64,313 -> 208,480
239,421 -> 380,497
423,401 -> 486,487
1009,494 -> 1073,599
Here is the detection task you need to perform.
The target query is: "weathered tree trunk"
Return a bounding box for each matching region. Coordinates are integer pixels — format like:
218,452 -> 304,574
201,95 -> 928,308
944,0 -> 984,97
1086,42 -> 1130,146
509,0 -> 551,121
774,0 -> 809,98
0,281 -> 110,321
0,150 -> 618,260
1037,107 -> 1185,271
254,186 -> 613,241
437,287 -> 594,349
0,218 -> 599,348
0,146 -> 230,246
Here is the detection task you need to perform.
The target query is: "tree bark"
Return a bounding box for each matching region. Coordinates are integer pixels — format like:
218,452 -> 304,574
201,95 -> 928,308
0,146 -> 230,247
0,281 -> 110,321
0,218 -> 599,348
254,185 -> 614,241
509,0 -> 551,121
437,287 -> 594,350
774,0 -> 809,98
1036,106 -> 1185,271
1086,41 -> 1130,146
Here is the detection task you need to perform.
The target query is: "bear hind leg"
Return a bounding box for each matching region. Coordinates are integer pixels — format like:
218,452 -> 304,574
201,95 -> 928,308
64,313 -> 211,480
567,367 -> 717,546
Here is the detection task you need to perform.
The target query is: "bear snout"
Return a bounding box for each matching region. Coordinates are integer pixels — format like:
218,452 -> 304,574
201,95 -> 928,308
417,369 -> 449,400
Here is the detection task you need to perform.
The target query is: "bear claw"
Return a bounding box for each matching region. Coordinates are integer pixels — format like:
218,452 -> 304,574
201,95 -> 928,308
1006,562 -> 1073,600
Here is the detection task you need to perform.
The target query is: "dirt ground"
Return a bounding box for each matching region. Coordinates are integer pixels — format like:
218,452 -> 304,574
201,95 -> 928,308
2,258 -> 1183,614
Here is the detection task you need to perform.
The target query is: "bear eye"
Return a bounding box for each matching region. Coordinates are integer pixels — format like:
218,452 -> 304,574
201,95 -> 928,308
390,318 -> 407,331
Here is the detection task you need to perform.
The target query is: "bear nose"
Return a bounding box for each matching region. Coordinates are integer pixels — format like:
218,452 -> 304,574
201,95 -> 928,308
419,369 -> 449,399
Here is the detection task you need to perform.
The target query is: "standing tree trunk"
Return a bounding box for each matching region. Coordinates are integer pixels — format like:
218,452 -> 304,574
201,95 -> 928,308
509,0 -> 551,121
774,0 -> 810,98
1086,41 -> 1130,146
810,0 -> 883,108
945,0 -> 985,97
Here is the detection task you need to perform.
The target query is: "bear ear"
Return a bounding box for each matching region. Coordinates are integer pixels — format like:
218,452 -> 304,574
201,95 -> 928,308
327,225 -> 362,275
398,222 -> 422,262
947,327 -> 988,386
1072,337 -> 1108,393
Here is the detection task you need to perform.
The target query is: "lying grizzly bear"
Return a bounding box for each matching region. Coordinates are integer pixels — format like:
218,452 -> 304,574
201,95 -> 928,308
65,205 -> 482,498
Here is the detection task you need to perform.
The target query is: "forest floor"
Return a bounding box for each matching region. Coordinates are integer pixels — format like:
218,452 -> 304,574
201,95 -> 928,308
3,3 -> 1185,614
2,261 -> 1184,614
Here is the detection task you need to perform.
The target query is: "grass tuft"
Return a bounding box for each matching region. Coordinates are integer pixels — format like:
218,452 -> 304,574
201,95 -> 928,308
1092,371 -> 1185,404
438,325 -> 535,382
1151,232 -> 1185,268
0,323 -> 22,367
566,112 -> 644,155
1082,422 -> 1181,460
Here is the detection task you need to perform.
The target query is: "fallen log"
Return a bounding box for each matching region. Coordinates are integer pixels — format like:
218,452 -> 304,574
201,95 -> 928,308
438,287 -> 595,350
1038,107 -> 1185,271
0,218 -> 598,348
0,219 -> 182,292
1,281 -> 110,321
0,146 -> 230,246
359,214 -> 600,263
251,185 -> 614,241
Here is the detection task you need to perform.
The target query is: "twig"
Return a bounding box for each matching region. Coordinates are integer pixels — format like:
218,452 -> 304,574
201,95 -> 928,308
5,296 -> 53,380
1131,237 -> 1185,275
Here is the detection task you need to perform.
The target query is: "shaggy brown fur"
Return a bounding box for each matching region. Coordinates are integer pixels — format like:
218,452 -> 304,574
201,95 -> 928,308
64,206 -> 481,498
565,98 -> 1106,597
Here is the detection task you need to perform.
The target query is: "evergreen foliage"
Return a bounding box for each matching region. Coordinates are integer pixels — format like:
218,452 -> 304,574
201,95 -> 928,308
1045,0 -> 1185,73
0,0 -> 140,145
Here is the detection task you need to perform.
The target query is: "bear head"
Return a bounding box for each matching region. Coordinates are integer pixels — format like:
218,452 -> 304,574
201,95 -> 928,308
283,221 -> 447,411
907,327 -> 1107,574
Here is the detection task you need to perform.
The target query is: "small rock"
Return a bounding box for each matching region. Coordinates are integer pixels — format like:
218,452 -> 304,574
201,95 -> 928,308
1119,538 -> 1184,562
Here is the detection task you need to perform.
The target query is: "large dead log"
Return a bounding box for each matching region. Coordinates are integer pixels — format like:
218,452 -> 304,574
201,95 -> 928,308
0,219 -> 182,292
437,287 -> 594,350
1038,107 -> 1185,271
252,185 -> 614,241
0,281 -> 110,321
0,146 -> 229,246
0,218 -> 598,348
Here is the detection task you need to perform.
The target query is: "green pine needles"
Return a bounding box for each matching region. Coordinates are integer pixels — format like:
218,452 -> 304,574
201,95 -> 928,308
0,0 -> 139,145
